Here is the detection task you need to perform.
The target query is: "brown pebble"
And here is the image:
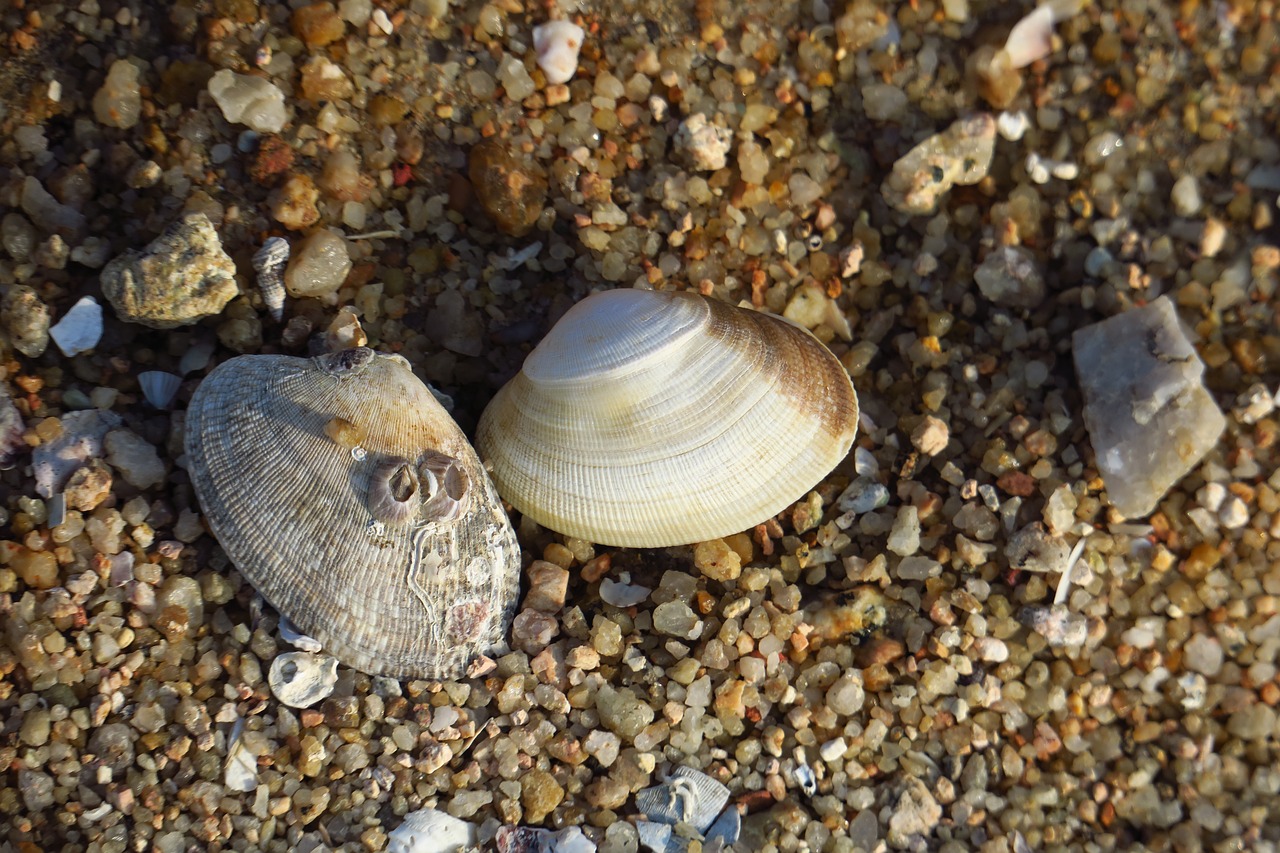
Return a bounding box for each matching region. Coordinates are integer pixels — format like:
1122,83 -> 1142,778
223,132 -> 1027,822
469,138 -> 548,237
269,174 -> 321,231
292,2 -> 345,46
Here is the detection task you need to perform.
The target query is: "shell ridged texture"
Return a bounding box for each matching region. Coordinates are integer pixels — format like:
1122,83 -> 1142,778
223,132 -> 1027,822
476,289 -> 858,548
185,348 -> 520,679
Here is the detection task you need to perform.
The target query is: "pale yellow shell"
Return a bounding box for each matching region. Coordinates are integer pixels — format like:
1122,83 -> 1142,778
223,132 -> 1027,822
476,289 -> 859,547
185,348 -> 520,679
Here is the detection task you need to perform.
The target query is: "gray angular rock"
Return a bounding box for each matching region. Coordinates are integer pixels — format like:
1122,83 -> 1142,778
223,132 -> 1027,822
100,213 -> 238,329
0,284 -> 51,357
1072,296 -> 1226,519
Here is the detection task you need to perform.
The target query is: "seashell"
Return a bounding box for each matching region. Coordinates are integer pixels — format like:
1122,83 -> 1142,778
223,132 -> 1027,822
138,370 -> 182,409
599,576 -> 650,608
49,295 -> 104,357
533,21 -> 585,85
496,825 -> 597,853
267,651 -> 338,708
386,807 -> 476,853
703,805 -> 741,847
278,616 -> 323,653
224,719 -> 258,792
252,236 -> 289,321
179,337 -> 216,376
635,766 -> 730,833
33,409 -> 123,498
185,347 -> 521,678
635,821 -> 675,853
476,289 -> 858,548
0,386 -> 26,470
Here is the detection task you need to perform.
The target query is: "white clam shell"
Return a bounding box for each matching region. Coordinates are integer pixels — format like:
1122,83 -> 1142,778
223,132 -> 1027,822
138,371 -> 182,409
533,21 -> 584,85
268,651 -> 338,708
223,720 -> 258,793
476,289 -> 858,547
386,807 -> 476,853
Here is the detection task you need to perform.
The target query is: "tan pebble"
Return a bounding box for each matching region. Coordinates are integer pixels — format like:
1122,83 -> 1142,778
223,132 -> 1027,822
911,416 -> 950,456
580,553 -> 611,582
542,542 -> 575,569
524,561 -> 569,613
521,768 -> 564,824
292,1 -> 346,46
694,538 -> 742,581
269,174 -> 321,231
565,644 -> 600,671
322,416 -> 365,449
857,636 -> 905,667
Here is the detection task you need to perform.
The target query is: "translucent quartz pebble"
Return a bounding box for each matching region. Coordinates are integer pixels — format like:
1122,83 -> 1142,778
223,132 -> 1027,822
1072,296 -> 1226,518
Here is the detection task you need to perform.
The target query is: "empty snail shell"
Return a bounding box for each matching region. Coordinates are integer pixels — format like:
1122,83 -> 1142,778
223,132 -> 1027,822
475,289 -> 859,548
185,347 -> 520,679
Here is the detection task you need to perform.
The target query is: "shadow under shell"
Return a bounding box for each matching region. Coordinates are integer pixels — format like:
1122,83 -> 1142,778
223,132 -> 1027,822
184,348 -> 521,679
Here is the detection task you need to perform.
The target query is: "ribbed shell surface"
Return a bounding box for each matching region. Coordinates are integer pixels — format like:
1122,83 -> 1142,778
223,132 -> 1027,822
476,289 -> 859,547
185,348 -> 520,679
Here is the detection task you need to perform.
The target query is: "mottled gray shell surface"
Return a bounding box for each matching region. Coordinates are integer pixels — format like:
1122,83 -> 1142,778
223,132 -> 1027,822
184,348 -> 520,679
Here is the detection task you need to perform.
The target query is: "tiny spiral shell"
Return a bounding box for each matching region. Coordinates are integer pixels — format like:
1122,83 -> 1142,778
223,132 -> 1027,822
252,237 -> 289,322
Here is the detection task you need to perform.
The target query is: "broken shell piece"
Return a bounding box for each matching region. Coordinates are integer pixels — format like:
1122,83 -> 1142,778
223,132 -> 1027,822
179,338 -> 216,376
599,577 -> 651,608
386,807 -> 476,853
703,805 -> 741,847
1002,4 -> 1055,69
33,409 -> 123,498
224,719 -> 257,793
138,371 -> 182,409
49,295 -> 104,357
278,616 -> 323,653
253,236 -> 289,321
267,651 -> 338,708
636,766 -> 730,833
636,821 -> 676,853
496,825 -> 596,853
0,386 -> 26,471
533,21 -> 584,85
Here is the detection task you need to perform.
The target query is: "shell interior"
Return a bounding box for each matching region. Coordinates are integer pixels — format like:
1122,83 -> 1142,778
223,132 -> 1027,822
476,289 -> 859,547
185,348 -> 520,679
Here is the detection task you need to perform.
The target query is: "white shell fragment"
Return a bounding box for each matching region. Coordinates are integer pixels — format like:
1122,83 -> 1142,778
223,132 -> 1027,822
599,577 -> 651,608
496,825 -> 597,853
138,371 -> 182,410
476,289 -> 859,548
224,719 -> 258,793
278,616 -> 323,653
49,295 -> 104,357
253,236 -> 289,321
533,21 -> 585,85
386,807 -> 477,853
267,651 -> 338,708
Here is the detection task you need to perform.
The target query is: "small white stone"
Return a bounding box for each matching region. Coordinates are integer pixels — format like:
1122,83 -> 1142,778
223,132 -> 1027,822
1218,496 -> 1249,529
208,69 -> 288,134
674,113 -> 733,172
997,110 -> 1030,141
533,20 -> 585,85
1183,634 -> 1224,677
49,296 -> 104,357
1171,174 -> 1202,217
819,737 -> 847,763
1196,481 -> 1227,512
971,637 -> 1009,662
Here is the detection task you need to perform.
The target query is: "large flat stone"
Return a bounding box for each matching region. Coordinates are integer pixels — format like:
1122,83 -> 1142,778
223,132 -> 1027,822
1072,296 -> 1226,519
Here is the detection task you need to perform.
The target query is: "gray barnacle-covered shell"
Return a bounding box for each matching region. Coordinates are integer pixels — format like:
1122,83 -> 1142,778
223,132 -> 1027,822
184,347 -> 521,679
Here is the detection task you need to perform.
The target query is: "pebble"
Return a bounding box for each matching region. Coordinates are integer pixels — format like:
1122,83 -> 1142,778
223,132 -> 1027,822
1,284 -> 51,357
886,506 -> 921,556
674,113 -> 733,172
208,69 -> 288,133
533,21 -> 585,85
497,55 -> 537,102
100,213 -> 238,329
973,246 -> 1046,308
910,416 -> 949,456
48,295 -> 104,356
693,538 -> 742,581
1072,296 -> 1226,518
520,768 -> 564,824
470,139 -> 548,237
1183,634 -> 1224,676
886,777 -> 942,846
882,113 -> 996,214
284,229 -> 352,297
93,59 -> 143,129
523,561 -> 570,613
